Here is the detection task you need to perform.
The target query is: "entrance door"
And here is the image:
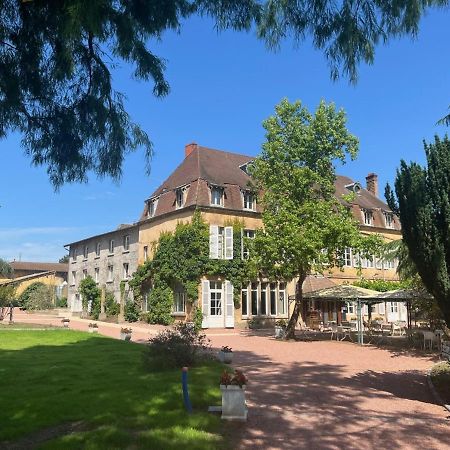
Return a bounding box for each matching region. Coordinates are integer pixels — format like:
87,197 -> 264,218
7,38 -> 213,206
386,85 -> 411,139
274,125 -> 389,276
201,280 -> 234,328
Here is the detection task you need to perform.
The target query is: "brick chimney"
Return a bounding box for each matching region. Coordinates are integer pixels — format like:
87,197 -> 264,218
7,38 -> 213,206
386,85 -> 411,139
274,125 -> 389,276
185,142 -> 198,158
366,173 -> 378,197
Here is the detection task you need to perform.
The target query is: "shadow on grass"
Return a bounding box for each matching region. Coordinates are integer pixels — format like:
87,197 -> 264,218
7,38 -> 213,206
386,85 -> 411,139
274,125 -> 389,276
0,330 -> 225,450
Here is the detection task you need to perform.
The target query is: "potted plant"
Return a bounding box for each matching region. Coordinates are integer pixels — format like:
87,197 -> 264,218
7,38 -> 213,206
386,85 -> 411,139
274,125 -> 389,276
274,319 -> 287,338
61,318 -> 70,328
120,327 -> 132,341
88,323 -> 99,334
218,346 -> 233,364
220,369 -> 247,420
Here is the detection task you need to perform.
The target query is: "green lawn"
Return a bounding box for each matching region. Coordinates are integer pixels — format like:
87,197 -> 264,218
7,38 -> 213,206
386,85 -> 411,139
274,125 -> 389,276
0,330 -> 225,449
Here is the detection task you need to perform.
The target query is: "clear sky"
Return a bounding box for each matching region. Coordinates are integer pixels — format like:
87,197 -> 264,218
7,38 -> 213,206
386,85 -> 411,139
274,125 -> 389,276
1,8 -> 450,262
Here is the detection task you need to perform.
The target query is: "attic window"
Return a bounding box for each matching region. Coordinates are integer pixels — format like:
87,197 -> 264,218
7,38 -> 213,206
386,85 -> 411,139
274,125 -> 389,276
239,161 -> 254,175
384,212 -> 394,229
148,198 -> 158,218
176,189 -> 184,209
345,182 -> 362,194
362,209 -> 373,226
210,186 -> 224,207
243,191 -> 256,211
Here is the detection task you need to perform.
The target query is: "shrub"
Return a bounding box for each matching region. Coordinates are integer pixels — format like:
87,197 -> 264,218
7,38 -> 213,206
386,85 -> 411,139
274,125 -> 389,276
105,292 -> 120,317
79,276 -> 100,316
144,323 -> 211,370
18,282 -> 46,308
124,300 -> 140,322
146,285 -> 175,325
24,284 -> 53,310
56,297 -> 68,308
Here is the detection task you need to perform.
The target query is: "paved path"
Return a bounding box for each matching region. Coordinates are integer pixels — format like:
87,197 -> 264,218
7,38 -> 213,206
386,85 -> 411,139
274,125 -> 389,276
6,311 -> 450,449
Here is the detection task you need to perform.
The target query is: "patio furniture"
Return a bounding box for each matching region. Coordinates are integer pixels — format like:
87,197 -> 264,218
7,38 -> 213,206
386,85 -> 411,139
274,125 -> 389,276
330,323 -> 342,341
391,322 -> 405,336
421,330 -> 436,350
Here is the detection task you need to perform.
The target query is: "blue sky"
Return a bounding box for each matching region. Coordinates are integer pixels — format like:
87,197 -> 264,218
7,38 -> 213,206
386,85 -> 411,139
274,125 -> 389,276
1,8 -> 450,262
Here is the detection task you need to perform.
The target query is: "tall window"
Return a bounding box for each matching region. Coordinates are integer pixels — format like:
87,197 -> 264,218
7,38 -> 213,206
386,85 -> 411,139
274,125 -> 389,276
143,246 -> 148,261
123,263 -> 129,279
241,285 -> 248,317
251,282 -> 258,316
278,283 -> 286,315
243,191 -> 256,211
176,189 -> 185,209
210,187 -> 223,206
148,198 -> 158,218
347,302 -> 355,314
384,212 -> 394,229
94,267 -> 99,283
82,269 -> 87,279
95,242 -> 101,257
390,302 -> 398,313
174,285 -> 186,313
209,225 -> 233,259
71,271 -> 76,285
242,229 -> 255,259
343,248 -> 352,267
71,247 -> 77,262
107,265 -> 113,282
260,282 -> 268,315
209,281 -> 222,316
83,245 -> 88,259
123,235 -> 130,251
109,239 -> 114,254
270,283 -> 277,315
362,209 -> 373,226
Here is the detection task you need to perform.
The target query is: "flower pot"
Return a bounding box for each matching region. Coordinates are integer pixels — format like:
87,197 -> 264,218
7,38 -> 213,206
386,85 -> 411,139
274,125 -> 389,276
62,321 -> 70,328
120,332 -> 132,341
220,385 -> 247,420
88,328 -> 98,334
218,350 -> 233,364
274,326 -> 285,339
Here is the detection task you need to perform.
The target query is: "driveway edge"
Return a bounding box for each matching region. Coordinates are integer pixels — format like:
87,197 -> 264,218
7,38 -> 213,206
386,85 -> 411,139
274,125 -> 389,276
427,364 -> 450,413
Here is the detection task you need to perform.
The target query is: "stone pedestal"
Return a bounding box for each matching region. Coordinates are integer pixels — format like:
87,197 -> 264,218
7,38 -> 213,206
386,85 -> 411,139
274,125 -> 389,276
99,285 -> 106,320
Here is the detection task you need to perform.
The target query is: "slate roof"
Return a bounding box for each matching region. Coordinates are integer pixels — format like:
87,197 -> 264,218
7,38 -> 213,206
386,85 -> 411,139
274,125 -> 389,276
139,143 -> 401,231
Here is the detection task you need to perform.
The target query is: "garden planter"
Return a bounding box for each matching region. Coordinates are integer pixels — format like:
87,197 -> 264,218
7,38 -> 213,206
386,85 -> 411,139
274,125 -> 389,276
218,351 -> 233,364
62,320 -> 70,328
274,326 -> 285,339
88,328 -> 98,334
120,332 -> 132,341
220,385 -> 247,420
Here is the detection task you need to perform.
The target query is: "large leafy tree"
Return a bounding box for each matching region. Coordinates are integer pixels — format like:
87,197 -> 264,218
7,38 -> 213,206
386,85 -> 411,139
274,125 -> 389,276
0,258 -> 13,278
251,99 -> 381,339
386,135 -> 450,327
1,1 -> 445,187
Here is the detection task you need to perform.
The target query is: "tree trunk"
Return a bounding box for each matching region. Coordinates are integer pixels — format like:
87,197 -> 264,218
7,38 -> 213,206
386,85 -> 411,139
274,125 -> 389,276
284,272 -> 307,340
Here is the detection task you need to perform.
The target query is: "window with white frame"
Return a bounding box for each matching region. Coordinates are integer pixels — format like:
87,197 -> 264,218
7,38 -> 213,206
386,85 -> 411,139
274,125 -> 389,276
107,265 -> 113,282
278,282 -> 286,315
71,271 -> 76,285
83,245 -> 88,259
242,229 -> 255,259
210,186 -> 223,206
95,242 -> 101,257
243,191 -> 256,211
390,302 -> 398,313
209,281 -> 222,316
94,267 -> 99,283
241,281 -> 287,318
173,285 -> 186,313
123,235 -> 130,251
251,282 -> 258,316
143,246 -> 148,261
148,198 -> 158,218
209,225 -> 233,259
123,263 -> 129,279
71,247 -> 77,262
347,302 -> 355,314
362,209 -> 373,226
241,285 -> 248,317
384,212 -> 394,229
109,239 -> 114,254
82,269 -> 87,279
175,188 -> 185,209
270,282 -> 277,315
343,248 -> 352,267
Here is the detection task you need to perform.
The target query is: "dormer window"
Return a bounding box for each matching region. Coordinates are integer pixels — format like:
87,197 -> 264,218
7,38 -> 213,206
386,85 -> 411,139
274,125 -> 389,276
384,212 -> 394,229
243,191 -> 256,211
148,198 -> 158,218
362,209 -> 373,226
83,245 -> 89,260
175,188 -> 187,209
210,186 -> 223,207
239,161 -> 254,175
345,182 -> 362,194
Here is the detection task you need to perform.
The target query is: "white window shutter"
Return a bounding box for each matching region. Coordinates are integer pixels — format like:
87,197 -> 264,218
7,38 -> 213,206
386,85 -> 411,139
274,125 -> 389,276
209,225 -> 219,259
225,280 -> 234,328
224,226 -> 233,260
202,280 -> 210,328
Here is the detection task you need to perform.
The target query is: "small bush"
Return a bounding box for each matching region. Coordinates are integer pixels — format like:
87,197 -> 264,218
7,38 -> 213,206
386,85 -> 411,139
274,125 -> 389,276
18,282 -> 46,309
56,297 -> 68,308
124,300 -> 140,322
144,323 -> 211,370
146,285 -> 174,325
105,292 -> 120,317
24,284 -> 53,310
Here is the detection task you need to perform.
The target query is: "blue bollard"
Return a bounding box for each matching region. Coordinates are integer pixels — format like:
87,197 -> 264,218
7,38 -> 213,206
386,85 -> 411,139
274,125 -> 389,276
182,367 -> 193,414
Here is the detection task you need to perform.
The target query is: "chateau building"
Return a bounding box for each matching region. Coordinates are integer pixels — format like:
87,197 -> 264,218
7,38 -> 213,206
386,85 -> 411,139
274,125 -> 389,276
66,143 -> 403,328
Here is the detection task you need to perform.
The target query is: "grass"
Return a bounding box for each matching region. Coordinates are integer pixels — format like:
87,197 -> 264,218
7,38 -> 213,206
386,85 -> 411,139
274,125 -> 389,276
0,330 -> 226,449
430,361 -> 450,405
0,322 -> 56,329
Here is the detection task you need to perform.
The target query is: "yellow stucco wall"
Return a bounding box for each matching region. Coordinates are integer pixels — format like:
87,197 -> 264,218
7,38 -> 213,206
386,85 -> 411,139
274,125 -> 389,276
0,273 -> 66,298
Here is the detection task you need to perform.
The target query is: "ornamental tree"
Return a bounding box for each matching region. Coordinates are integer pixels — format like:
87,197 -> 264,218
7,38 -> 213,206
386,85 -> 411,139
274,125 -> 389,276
1,0 -> 445,187
251,99 -> 381,339
386,135 -> 450,327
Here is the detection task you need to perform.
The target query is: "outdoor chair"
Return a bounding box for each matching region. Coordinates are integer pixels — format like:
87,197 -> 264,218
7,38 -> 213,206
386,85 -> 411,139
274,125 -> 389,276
391,323 -> 404,336
330,324 -> 342,341
422,330 -> 436,350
